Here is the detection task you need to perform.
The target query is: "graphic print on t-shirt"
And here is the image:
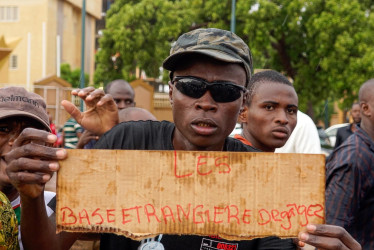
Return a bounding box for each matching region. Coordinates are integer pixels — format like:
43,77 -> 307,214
200,237 -> 238,250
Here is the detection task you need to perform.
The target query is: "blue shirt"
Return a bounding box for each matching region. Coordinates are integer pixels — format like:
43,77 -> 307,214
326,124 -> 374,249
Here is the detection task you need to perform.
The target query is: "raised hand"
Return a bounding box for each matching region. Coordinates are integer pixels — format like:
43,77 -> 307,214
61,87 -> 119,136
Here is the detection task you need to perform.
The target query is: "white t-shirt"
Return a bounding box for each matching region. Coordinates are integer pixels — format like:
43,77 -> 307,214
275,111 -> 321,154
11,191 -> 56,250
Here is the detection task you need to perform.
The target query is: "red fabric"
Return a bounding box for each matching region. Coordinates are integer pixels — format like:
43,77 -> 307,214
49,123 -> 56,135
233,134 -> 252,146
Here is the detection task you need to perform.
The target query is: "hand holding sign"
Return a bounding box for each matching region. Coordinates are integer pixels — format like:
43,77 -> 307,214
297,224 -> 361,250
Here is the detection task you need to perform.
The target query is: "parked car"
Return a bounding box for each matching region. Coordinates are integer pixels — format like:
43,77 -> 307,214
325,123 -> 349,147
317,126 -> 333,156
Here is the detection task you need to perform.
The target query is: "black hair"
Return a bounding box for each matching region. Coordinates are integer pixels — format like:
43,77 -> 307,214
246,70 -> 293,105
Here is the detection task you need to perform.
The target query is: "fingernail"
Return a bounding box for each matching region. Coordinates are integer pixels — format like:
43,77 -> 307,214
47,134 -> 57,142
307,224 -> 316,232
42,174 -> 51,181
49,162 -> 59,171
300,233 -> 309,241
56,149 -> 67,158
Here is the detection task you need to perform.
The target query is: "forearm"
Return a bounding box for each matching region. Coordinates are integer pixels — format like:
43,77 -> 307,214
20,193 -> 66,250
76,138 -> 86,149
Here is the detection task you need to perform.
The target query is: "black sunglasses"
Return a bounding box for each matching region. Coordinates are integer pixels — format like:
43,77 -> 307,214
172,76 -> 247,103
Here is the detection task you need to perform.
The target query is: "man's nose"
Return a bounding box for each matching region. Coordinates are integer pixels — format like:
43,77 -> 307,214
195,91 -> 218,112
117,100 -> 126,110
276,111 -> 289,125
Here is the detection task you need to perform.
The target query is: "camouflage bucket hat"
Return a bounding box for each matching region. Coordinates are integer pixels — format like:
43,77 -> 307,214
163,28 -> 253,85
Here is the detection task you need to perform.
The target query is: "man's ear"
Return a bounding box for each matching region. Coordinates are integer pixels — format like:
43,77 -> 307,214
361,102 -> 370,117
168,81 -> 174,106
239,106 -> 248,123
239,90 -> 249,113
242,91 -> 248,107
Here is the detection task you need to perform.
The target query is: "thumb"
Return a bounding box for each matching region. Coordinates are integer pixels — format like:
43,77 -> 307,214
61,100 -> 83,124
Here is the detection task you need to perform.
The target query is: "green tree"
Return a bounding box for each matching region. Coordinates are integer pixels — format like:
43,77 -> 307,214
95,0 -> 374,120
238,0 -> 374,120
60,63 -> 89,88
94,0 -> 198,86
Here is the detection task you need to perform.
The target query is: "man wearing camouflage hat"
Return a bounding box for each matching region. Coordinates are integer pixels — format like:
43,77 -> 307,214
5,28 -> 361,249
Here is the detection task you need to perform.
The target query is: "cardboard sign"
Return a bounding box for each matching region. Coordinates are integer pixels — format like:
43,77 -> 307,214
56,150 -> 325,240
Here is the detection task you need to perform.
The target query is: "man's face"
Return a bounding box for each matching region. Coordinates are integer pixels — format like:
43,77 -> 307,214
169,57 -> 246,151
107,83 -> 135,110
351,104 -> 361,124
240,82 -> 298,152
0,117 -> 45,189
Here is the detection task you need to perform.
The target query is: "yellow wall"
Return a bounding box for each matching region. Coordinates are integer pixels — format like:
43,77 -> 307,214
130,80 -> 173,122
0,53 -> 10,83
66,0 -> 102,19
0,0 -> 101,88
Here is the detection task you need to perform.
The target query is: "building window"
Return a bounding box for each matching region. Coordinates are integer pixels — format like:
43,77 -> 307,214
0,6 -> 18,22
9,55 -> 18,70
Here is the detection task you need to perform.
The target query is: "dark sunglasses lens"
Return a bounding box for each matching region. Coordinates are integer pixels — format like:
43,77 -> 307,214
175,79 -> 206,98
210,84 -> 243,102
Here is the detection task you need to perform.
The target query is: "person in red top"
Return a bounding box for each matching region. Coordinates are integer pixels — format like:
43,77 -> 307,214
48,112 -> 56,135
236,70 -> 298,152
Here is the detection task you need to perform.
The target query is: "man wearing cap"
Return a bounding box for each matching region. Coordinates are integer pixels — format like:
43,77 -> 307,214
0,87 -> 56,249
4,28 -> 361,250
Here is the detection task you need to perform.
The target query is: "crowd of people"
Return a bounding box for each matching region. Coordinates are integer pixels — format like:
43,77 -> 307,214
0,27 -> 372,250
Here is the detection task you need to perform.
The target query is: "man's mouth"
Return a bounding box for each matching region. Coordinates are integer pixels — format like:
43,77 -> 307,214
272,127 -> 289,139
191,120 -> 218,136
196,122 -> 212,127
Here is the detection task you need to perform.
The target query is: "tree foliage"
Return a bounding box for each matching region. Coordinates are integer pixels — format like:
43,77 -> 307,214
60,63 -> 89,88
239,0 -> 374,119
94,0 -> 198,85
95,0 -> 374,120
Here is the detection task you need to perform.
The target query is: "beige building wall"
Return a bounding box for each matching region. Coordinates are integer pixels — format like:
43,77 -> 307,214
0,0 -> 101,89
131,79 -> 154,113
130,79 -> 173,122
153,93 -> 173,122
329,102 -> 344,126
0,52 -> 10,83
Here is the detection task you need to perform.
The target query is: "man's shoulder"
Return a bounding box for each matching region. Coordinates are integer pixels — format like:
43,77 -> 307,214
336,126 -> 347,134
97,120 -> 174,150
356,126 -> 374,145
111,120 -> 172,133
225,137 -> 259,152
327,133 -> 367,168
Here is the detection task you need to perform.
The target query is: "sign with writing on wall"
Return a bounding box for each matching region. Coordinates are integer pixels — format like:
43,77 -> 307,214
56,150 -> 325,240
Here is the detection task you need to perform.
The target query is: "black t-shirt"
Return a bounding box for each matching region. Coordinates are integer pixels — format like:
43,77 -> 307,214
95,120 -> 295,250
